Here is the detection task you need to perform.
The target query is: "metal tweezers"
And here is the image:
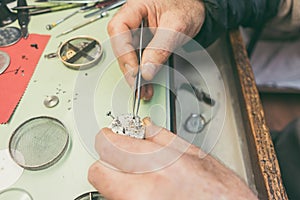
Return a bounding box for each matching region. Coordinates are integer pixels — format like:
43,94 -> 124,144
132,20 -> 144,118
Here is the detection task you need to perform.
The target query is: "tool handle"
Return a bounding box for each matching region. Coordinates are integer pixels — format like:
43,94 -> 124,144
46,10 -> 78,30
30,3 -> 84,15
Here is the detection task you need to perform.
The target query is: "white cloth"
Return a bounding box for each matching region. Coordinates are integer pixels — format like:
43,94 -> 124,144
250,38 -> 300,92
249,0 -> 300,92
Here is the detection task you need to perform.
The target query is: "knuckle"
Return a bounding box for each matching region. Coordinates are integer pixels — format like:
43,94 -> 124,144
107,20 -> 117,36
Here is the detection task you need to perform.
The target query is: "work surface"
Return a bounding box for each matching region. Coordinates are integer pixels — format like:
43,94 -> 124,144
0,3 -> 257,199
0,4 -> 169,199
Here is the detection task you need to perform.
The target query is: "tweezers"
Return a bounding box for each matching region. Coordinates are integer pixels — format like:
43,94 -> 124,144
132,20 -> 144,118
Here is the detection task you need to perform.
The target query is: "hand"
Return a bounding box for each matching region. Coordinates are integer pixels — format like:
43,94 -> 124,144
107,0 -> 206,100
88,118 -> 257,200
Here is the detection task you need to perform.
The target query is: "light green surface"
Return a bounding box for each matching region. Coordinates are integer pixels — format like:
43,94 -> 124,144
0,5 -> 169,199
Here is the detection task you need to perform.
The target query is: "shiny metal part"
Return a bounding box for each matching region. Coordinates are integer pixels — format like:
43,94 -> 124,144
0,51 -> 10,74
184,113 -> 206,133
108,113 -> 145,139
57,36 -> 103,70
46,4 -> 95,30
84,0 -> 126,18
44,95 -> 59,108
74,191 -> 106,200
9,116 -> 69,170
132,20 -> 143,118
44,52 -> 58,59
0,27 -> 22,47
56,12 -> 108,38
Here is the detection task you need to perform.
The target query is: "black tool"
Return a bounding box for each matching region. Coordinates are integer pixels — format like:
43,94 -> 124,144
180,83 -> 216,106
0,0 -> 17,27
17,0 -> 30,39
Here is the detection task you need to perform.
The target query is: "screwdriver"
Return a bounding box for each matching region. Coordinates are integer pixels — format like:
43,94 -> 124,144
56,11 -> 108,38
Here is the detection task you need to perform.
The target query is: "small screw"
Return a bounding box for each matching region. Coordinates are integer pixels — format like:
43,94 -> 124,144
106,111 -> 115,119
30,43 -> 38,49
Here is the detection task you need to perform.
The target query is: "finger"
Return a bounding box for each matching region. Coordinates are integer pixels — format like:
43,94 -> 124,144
94,128 -> 181,173
88,161 -> 154,199
123,64 -> 135,88
141,17 -> 193,81
140,83 -> 154,101
143,117 -> 204,157
108,3 -> 148,80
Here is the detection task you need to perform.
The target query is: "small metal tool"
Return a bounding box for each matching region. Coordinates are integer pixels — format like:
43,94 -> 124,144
84,0 -> 126,18
29,3 -> 85,16
12,3 -> 68,10
56,11 -> 108,38
180,83 -> 215,106
132,20 -> 144,118
45,4 -> 93,30
107,20 -> 145,139
17,0 -> 30,39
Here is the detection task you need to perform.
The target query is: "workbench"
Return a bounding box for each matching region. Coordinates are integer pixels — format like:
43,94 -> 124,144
0,2 -> 287,199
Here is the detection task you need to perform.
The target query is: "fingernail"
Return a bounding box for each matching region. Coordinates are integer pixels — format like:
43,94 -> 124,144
143,117 -> 152,126
124,64 -> 135,77
142,63 -> 157,80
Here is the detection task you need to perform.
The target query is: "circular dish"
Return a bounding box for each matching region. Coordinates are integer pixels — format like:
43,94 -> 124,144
9,116 -> 69,170
0,27 -> 22,47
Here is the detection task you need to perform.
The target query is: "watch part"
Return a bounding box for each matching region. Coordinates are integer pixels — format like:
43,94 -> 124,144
109,113 -> 145,139
0,50 -> 10,74
0,27 -> 22,47
184,113 -> 206,133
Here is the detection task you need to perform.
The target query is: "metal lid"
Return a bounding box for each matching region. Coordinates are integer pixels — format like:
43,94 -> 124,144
0,50 -> 10,74
0,27 -> 22,47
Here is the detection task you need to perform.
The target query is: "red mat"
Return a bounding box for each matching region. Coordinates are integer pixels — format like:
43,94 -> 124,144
0,34 -> 50,124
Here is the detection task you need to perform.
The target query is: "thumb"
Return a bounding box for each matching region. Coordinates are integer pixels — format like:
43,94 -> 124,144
141,29 -> 174,81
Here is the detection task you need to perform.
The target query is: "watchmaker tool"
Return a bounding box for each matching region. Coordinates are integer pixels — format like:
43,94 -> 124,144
57,36 -> 103,70
0,1 -> 17,27
74,191 -> 106,200
0,26 -> 22,47
107,20 -> 145,139
132,20 -> 144,118
9,116 -> 70,170
0,50 -> 10,74
28,3 -> 85,16
45,4 -> 94,30
17,0 -> 30,39
84,0 -> 126,18
180,83 -> 215,106
56,11 -> 108,38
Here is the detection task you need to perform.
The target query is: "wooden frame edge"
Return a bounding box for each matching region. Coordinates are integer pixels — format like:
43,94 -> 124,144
228,29 -> 288,199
